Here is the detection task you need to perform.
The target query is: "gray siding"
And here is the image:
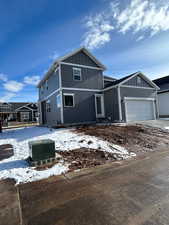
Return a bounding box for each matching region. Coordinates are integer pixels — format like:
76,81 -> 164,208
61,64 -> 103,90
62,90 -> 97,124
104,88 -> 119,122
39,70 -> 60,101
63,51 -> 100,68
123,75 -> 152,88
43,91 -> 61,126
120,87 -> 157,121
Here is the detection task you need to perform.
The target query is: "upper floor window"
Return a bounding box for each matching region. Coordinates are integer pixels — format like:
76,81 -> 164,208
64,94 -> 74,107
41,85 -> 44,94
73,68 -> 81,81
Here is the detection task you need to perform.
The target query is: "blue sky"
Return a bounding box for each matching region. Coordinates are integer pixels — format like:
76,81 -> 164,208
0,0 -> 169,102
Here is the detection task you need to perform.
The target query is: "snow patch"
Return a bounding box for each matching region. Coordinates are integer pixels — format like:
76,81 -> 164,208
0,127 -> 135,184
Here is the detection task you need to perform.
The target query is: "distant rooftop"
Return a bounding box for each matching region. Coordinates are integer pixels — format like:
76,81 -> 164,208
153,75 -> 169,85
103,75 -> 117,81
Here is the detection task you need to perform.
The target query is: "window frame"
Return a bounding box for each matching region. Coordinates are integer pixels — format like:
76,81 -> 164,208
73,67 -> 82,81
56,94 -> 61,108
20,111 -> 30,120
63,93 -> 75,108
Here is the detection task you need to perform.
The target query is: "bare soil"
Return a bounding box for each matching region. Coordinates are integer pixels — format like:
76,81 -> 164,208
0,144 -> 13,160
75,124 -> 169,154
57,148 -> 118,172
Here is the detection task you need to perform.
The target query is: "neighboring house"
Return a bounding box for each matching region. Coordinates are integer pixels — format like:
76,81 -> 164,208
153,76 -> 169,117
37,47 -> 159,126
0,102 -> 38,122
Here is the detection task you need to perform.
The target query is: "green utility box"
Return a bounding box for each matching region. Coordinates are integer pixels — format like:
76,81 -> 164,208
28,139 -> 55,161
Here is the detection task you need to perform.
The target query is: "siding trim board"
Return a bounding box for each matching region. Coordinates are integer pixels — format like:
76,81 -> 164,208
118,87 -> 122,121
59,64 -> 64,124
62,87 -> 102,92
60,62 -> 104,71
124,97 -> 155,101
121,85 -> 155,90
39,87 -> 103,102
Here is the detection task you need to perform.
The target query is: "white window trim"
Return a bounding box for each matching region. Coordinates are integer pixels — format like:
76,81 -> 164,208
73,67 -> 82,81
56,94 -> 61,108
124,97 -> 155,101
63,93 -> 75,108
95,94 -> 105,118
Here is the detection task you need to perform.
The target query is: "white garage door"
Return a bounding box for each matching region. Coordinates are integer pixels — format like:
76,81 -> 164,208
125,98 -> 155,122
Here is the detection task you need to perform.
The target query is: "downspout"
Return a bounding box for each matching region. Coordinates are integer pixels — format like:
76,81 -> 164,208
59,63 -> 64,124
117,86 -> 122,122
155,90 -> 159,119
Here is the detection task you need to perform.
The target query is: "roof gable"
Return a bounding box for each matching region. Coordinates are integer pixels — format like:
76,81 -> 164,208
58,47 -> 106,70
104,72 -> 160,91
120,72 -> 159,89
123,74 -> 152,88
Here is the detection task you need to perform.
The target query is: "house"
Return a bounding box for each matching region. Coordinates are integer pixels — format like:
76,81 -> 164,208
153,75 -> 169,118
0,102 -> 38,123
37,47 -> 159,126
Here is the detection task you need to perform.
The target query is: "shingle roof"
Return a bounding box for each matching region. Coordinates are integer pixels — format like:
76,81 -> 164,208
9,102 -> 37,111
153,75 -> 169,85
103,75 -> 117,81
106,72 -> 137,86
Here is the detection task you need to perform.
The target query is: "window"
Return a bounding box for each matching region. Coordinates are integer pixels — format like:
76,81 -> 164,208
56,95 -> 61,108
41,85 -> 44,94
73,68 -> 81,81
64,94 -> 74,107
20,112 -> 29,121
46,100 -> 51,112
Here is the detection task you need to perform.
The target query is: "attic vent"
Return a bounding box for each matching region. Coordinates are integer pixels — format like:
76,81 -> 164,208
137,76 -> 141,84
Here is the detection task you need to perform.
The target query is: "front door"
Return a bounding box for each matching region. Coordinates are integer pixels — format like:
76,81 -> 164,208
41,101 -> 47,124
95,94 -> 105,118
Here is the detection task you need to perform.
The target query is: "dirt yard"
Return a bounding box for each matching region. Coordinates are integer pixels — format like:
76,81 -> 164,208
76,124 -> 169,154
0,144 -> 13,160
57,148 -> 119,172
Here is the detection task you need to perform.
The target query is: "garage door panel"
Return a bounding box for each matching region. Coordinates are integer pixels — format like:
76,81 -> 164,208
125,99 -> 155,122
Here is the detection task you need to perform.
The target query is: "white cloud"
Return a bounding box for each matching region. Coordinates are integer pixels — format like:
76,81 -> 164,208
3,81 -> 24,93
83,13 -> 114,49
0,92 -> 16,102
83,0 -> 169,49
136,35 -> 144,42
116,0 -> 169,36
24,75 -> 41,86
49,51 -> 59,61
0,73 -> 8,82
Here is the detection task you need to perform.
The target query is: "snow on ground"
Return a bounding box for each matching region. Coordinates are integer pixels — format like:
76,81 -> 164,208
0,126 -> 135,184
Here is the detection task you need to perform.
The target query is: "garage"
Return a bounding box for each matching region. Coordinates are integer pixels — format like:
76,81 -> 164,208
125,98 -> 156,122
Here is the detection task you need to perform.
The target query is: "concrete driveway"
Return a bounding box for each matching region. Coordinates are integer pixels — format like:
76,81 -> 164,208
8,149 -> 168,225
131,119 -> 169,130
